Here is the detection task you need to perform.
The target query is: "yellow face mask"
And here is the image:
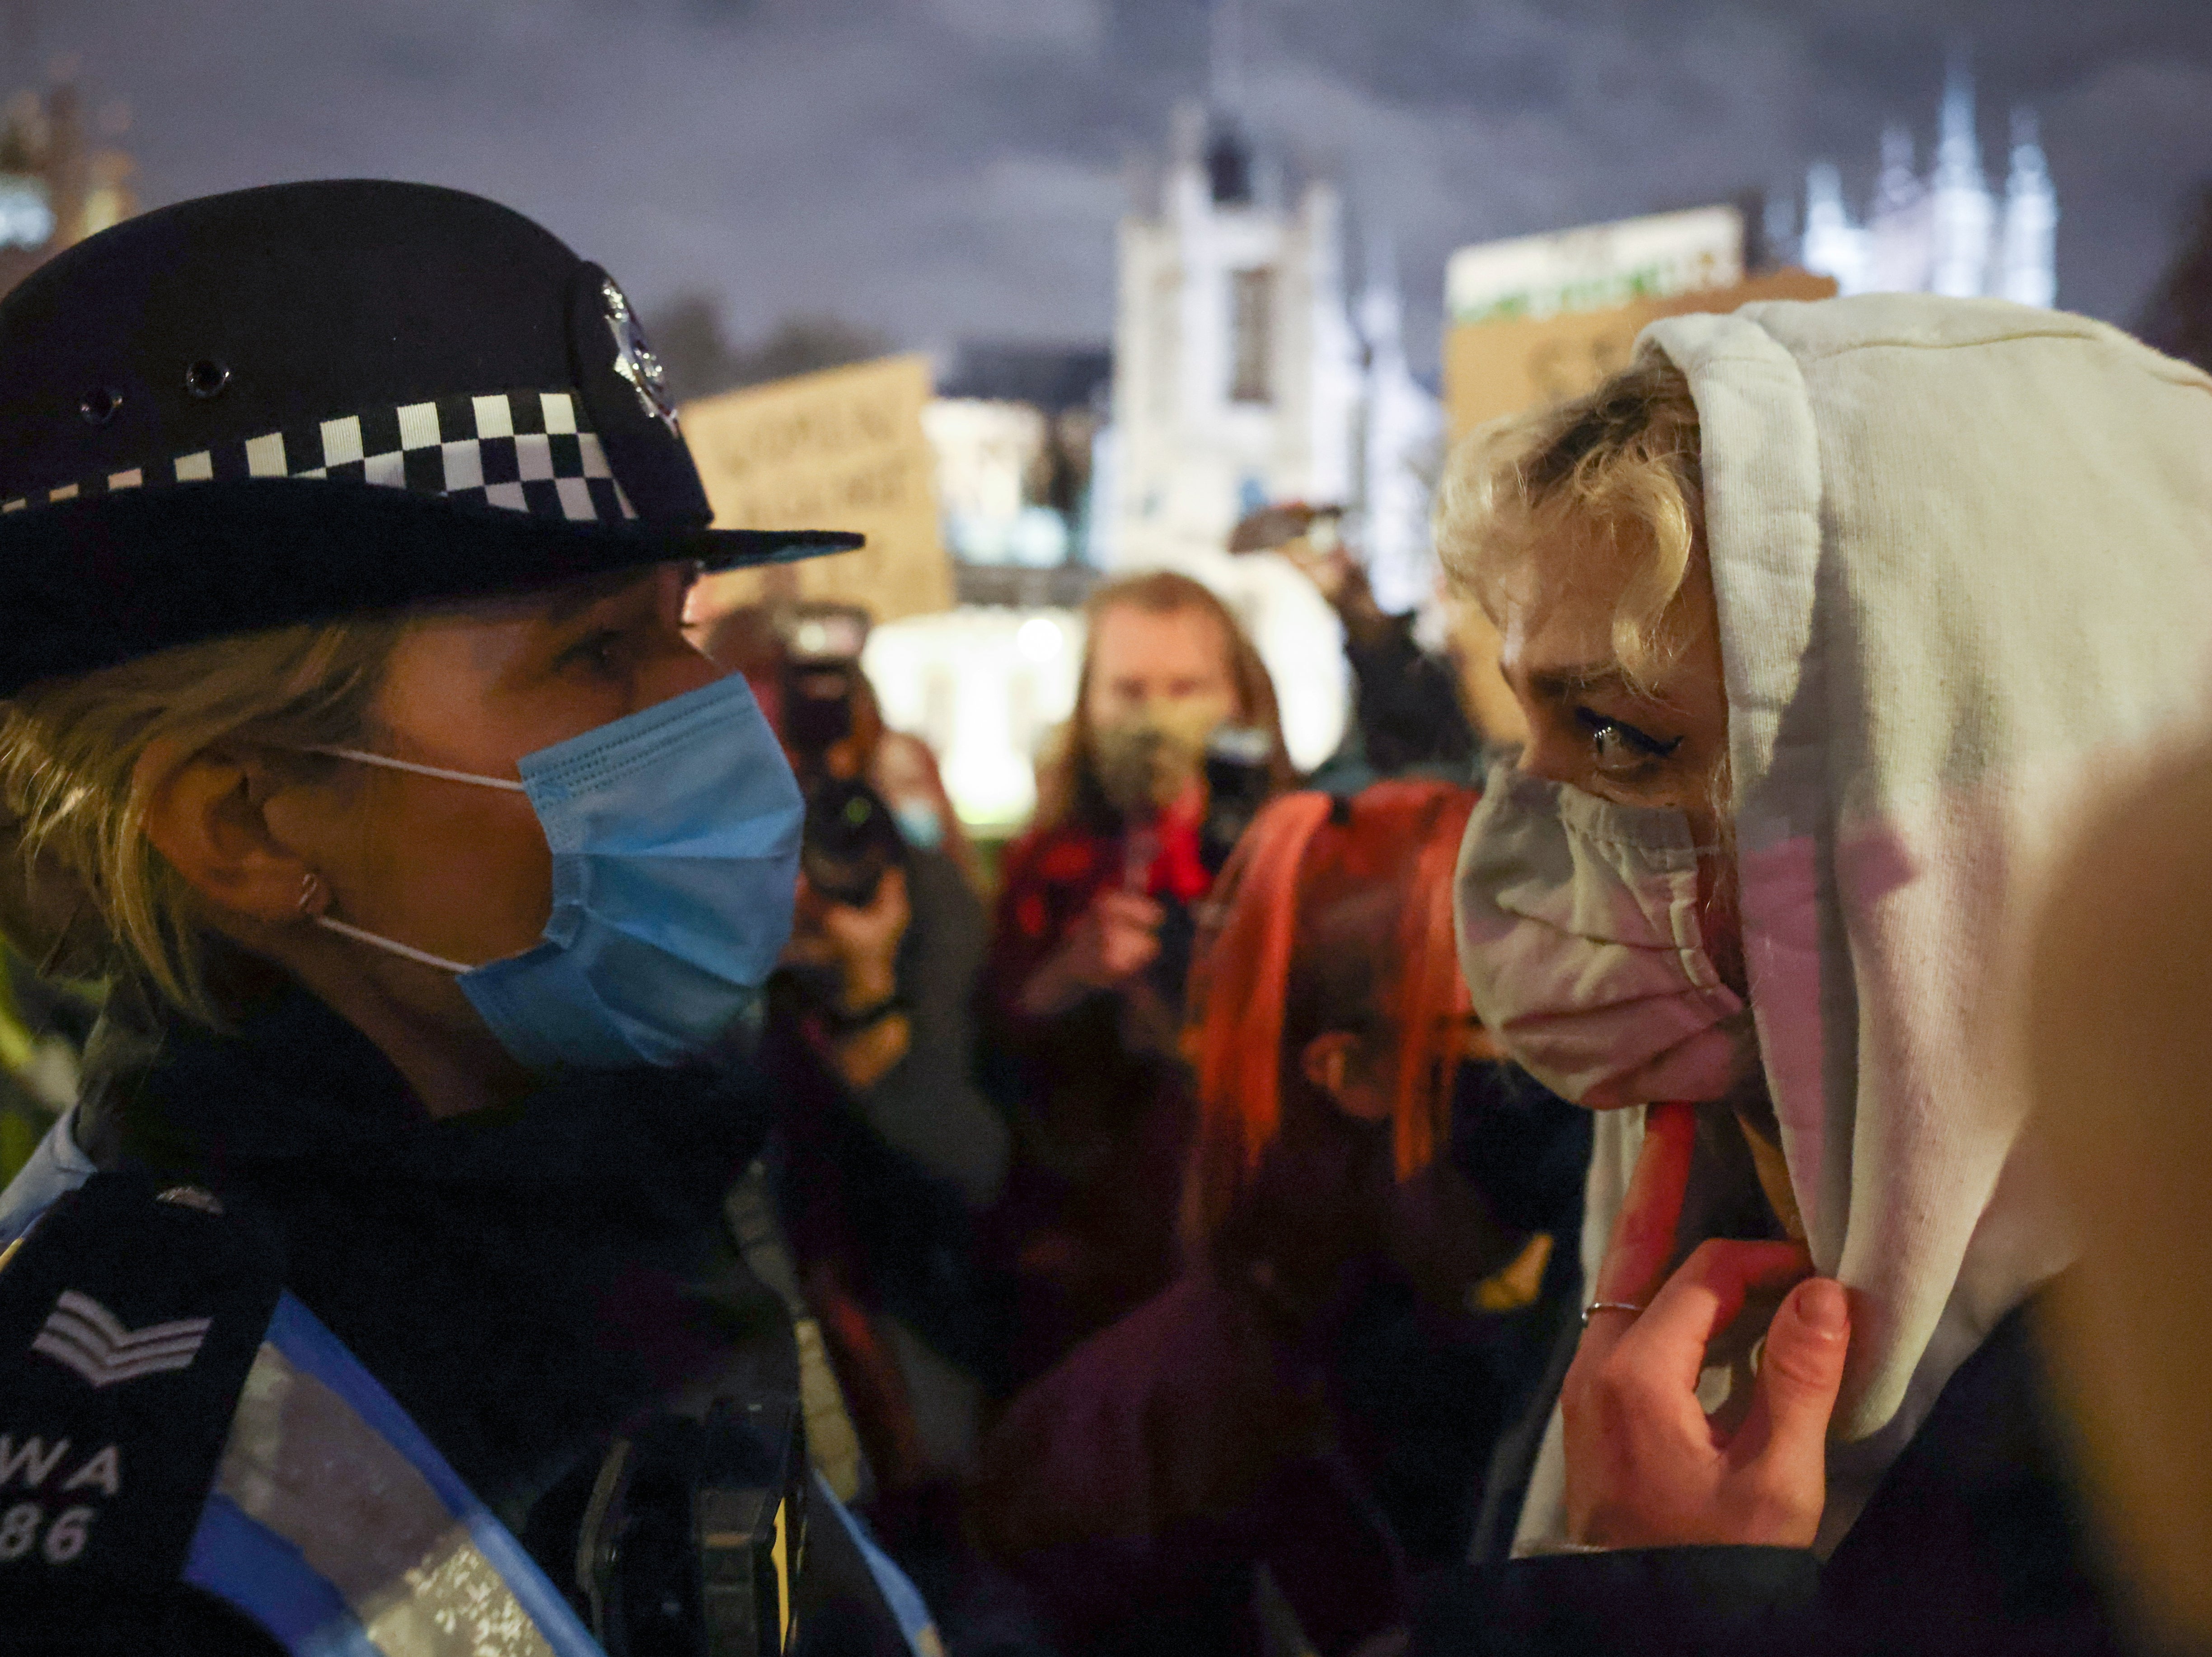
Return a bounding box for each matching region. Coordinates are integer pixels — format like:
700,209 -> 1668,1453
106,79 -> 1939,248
1091,699 -> 1229,820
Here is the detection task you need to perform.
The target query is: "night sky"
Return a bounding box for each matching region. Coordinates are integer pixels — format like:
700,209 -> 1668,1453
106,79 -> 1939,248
30,0 -> 2212,372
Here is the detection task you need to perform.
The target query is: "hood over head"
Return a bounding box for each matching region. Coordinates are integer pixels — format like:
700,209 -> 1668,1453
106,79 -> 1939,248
1519,293 -> 2212,1554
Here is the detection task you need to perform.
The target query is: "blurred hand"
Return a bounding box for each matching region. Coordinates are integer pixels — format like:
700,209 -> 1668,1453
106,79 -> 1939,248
1283,542 -> 1359,605
1562,1101 -> 1851,1550
1019,889 -> 1163,1017
1284,544 -> 1397,647
787,867 -> 910,1010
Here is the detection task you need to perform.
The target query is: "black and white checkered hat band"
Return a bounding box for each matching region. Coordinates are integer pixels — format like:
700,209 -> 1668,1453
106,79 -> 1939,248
0,390 -> 638,524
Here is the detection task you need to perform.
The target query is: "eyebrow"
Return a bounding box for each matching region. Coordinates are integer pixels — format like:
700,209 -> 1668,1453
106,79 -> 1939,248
540,567 -> 662,626
1524,661 -> 1639,700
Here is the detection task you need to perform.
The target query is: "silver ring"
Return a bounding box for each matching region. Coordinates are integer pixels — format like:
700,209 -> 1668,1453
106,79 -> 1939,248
1581,1300 -> 1646,1326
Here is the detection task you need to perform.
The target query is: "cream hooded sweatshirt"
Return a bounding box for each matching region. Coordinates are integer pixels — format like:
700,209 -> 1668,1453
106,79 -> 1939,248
1507,294 -> 2212,1557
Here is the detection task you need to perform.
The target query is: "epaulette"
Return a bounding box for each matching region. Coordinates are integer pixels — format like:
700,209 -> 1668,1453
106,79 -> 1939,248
0,1170 -> 281,1601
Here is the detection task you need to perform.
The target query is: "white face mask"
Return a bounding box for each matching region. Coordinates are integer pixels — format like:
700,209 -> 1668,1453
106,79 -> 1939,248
1453,759 -> 1751,1109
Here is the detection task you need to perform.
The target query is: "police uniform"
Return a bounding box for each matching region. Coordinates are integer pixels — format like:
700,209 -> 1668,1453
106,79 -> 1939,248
0,182 -> 930,1655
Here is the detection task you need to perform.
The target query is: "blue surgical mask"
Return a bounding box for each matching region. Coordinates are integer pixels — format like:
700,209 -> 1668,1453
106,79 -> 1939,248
892,798 -> 945,851
308,674 -> 802,1070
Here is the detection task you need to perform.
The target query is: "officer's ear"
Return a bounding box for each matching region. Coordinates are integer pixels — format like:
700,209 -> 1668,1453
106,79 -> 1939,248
136,738 -> 318,925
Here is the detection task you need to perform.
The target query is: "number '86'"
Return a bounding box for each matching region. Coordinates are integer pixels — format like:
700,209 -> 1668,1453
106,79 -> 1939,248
0,1502 -> 92,1564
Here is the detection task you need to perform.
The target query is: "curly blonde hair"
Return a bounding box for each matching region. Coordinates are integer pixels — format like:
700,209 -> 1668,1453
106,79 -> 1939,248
1433,353 -> 1704,692
0,620 -> 404,1019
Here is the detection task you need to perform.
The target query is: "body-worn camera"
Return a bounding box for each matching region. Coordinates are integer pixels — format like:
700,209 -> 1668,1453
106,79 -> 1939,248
579,1395 -> 810,1657
576,1392 -> 915,1656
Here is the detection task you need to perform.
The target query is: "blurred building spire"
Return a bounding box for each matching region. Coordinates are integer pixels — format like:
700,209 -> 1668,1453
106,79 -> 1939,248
1802,163 -> 1869,295
1800,44 -> 2053,308
1209,0 -> 1245,119
1204,0 -> 1253,206
2000,107 -> 2057,307
1929,46 -> 1996,296
1353,228 -> 1443,614
1867,123 -> 1932,293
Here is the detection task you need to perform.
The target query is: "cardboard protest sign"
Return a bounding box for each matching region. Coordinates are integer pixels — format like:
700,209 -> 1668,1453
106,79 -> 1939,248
1444,269 -> 1838,441
682,353 -> 952,624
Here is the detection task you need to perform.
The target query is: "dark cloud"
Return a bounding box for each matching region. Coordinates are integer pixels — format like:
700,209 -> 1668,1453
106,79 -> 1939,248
28,0 -> 2212,371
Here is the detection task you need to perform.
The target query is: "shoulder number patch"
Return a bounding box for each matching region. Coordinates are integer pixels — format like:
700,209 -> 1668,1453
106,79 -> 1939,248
31,1291 -> 210,1388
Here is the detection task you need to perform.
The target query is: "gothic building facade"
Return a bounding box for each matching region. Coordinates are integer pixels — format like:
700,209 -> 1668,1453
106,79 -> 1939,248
1801,60 -> 2057,307
1107,103 -> 1443,612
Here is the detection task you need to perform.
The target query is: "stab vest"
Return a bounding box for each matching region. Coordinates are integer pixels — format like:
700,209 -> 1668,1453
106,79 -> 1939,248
0,1171 -> 603,1653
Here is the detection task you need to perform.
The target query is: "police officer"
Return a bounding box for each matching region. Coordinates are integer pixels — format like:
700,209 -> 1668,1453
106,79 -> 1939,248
0,181 -> 933,1653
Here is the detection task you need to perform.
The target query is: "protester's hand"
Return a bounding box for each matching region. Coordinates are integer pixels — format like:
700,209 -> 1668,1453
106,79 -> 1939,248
785,868 -> 913,1090
785,868 -> 910,1008
817,866 -> 910,1011
1562,1101 -> 1851,1550
1282,541 -> 1358,604
1018,889 -> 1163,1017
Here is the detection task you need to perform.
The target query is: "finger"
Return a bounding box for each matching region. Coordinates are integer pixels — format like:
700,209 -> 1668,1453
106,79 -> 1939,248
1625,1238 -> 1814,1397
1736,1276 -> 1850,1469
1593,1101 -> 1699,1308
1099,891 -> 1165,927
1106,930 -> 1162,976
1575,1101 -> 1698,1372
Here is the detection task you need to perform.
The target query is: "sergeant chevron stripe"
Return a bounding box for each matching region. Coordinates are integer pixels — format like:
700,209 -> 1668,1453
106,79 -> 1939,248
31,1290 -> 211,1387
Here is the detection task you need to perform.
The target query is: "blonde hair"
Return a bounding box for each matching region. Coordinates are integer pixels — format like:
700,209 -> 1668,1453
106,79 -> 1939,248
0,619 -> 405,1019
1434,354 -> 1704,692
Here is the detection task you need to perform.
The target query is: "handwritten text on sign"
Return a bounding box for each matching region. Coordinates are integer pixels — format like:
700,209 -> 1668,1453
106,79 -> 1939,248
684,354 -> 952,624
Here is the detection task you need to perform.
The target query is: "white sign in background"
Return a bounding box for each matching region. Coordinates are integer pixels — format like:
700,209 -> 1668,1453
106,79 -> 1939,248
1446,204 -> 1744,326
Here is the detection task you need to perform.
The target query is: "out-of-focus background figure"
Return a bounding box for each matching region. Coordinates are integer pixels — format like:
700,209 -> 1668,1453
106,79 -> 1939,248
975,781 -> 1586,1657
693,601 -> 1010,1472
979,569 -> 1293,1383
2029,732 -> 2212,1657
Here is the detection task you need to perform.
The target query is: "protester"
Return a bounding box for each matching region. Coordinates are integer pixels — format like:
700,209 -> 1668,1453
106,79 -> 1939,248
1410,294 -> 2212,1653
977,780 -> 1588,1657
0,182 -> 935,1653
766,643 -> 1015,1452
1229,501 -> 1482,783
693,596 -> 984,887
980,568 -> 1295,1381
760,620 -> 1010,1229
680,593 -> 1041,1648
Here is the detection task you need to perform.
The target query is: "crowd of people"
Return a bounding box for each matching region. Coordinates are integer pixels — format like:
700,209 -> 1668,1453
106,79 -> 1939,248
0,178 -> 2205,1657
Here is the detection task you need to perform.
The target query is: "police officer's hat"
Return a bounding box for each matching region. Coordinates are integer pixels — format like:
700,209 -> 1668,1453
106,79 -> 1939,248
0,179 -> 862,695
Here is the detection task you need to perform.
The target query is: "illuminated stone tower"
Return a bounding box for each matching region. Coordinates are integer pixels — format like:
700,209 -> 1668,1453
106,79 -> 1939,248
1929,56 -> 1997,297
1111,103 -> 1361,565
1999,108 -> 2058,308
1800,52 -> 2056,309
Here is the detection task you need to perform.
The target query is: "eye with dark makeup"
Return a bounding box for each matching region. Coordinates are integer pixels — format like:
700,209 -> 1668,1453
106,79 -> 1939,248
1574,706 -> 1683,771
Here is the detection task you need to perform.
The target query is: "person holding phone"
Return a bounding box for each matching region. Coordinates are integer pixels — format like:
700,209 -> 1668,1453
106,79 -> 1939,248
981,569 -> 1294,1383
